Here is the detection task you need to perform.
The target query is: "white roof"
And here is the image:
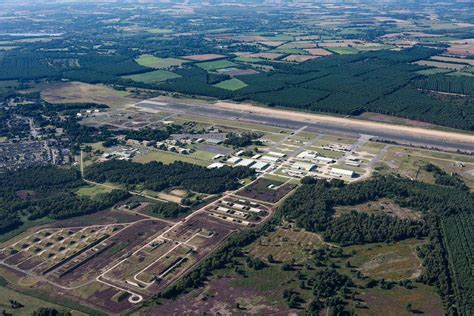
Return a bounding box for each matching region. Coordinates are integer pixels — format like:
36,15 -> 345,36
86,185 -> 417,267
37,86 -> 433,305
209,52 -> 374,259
207,162 -> 225,169
236,159 -> 255,167
261,155 -> 279,162
235,150 -> 245,156
251,161 -> 270,170
268,151 -> 286,158
292,161 -> 316,171
213,154 -> 224,159
316,156 -> 335,163
252,154 -> 262,159
227,156 -> 242,164
330,168 -> 354,177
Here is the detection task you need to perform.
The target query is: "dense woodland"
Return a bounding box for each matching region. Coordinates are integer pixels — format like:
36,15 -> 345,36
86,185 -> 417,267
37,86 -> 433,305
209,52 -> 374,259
84,160 -> 255,194
0,166 -> 130,234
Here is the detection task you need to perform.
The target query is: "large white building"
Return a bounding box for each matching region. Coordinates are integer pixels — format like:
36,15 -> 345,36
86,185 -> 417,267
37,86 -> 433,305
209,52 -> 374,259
330,168 -> 354,178
292,161 -> 317,172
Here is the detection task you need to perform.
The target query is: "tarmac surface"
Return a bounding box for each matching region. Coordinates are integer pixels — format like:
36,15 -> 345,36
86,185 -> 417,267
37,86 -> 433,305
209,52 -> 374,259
134,100 -> 474,152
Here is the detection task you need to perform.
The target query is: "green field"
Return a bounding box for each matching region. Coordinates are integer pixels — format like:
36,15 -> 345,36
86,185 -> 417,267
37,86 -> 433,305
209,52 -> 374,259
214,78 -> 248,91
133,150 -> 209,166
74,184 -> 113,197
135,55 -> 187,69
326,47 -> 360,54
123,70 -> 181,83
146,28 -> 173,34
271,48 -> 308,55
234,57 -> 266,63
0,285 -> 87,316
196,60 -> 237,71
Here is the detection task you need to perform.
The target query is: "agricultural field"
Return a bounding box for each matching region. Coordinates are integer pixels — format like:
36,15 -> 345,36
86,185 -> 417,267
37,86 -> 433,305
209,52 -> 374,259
123,70 -> 181,84
213,78 -> 247,91
196,60 -> 237,71
135,55 -> 187,69
40,81 -> 136,109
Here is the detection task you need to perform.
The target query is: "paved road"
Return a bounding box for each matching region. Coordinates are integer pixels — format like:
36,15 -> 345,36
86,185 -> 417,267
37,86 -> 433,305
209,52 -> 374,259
134,101 -> 474,152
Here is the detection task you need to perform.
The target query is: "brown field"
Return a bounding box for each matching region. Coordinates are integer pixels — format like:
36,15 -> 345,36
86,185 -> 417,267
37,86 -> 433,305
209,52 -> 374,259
237,178 -> 297,204
41,81 -> 137,109
358,284 -> 443,315
182,54 -> 226,61
414,60 -> 466,70
279,41 -> 316,49
304,48 -> 333,56
141,275 -> 292,315
431,56 -> 474,66
225,69 -> 259,76
447,44 -> 474,56
283,54 -> 320,62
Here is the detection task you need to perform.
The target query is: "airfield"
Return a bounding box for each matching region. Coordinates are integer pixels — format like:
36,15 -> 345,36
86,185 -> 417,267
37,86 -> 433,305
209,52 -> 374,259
133,97 -> 474,152
1,96 -> 473,314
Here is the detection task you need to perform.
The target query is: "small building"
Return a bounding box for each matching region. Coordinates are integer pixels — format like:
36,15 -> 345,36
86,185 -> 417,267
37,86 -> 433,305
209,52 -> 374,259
330,168 -> 354,178
235,150 -> 245,156
347,155 -> 359,161
205,138 -> 223,145
251,154 -> 262,159
213,154 -> 224,160
251,161 -> 270,171
268,151 -> 286,158
208,162 -> 224,169
261,155 -> 279,163
236,159 -> 255,168
297,150 -> 318,160
345,161 -> 360,167
316,156 -> 335,164
227,156 -> 242,164
292,161 -> 317,172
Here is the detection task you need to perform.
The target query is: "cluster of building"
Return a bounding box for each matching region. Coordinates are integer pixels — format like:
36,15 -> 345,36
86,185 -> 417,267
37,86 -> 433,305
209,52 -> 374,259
100,147 -> 139,161
284,149 -> 355,179
208,150 -> 287,172
207,198 -> 267,226
0,140 -> 72,171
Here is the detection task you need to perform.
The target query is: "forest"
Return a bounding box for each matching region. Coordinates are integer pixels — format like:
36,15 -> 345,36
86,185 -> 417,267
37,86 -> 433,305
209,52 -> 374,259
0,166 -> 130,234
84,160 -> 255,194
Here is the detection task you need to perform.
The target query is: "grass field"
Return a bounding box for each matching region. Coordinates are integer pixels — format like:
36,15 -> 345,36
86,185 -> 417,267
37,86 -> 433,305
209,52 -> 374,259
133,150 -> 209,166
74,184 -> 113,197
326,47 -> 359,54
135,55 -> 187,69
345,239 -> 425,281
357,284 -> 443,315
40,81 -> 135,109
196,60 -> 237,71
214,78 -> 248,91
146,28 -> 173,34
0,285 -> 87,315
123,70 -> 181,83
234,57 -> 266,63
247,226 -> 325,264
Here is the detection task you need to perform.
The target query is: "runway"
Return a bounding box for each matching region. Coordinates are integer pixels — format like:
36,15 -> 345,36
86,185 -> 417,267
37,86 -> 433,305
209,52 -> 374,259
134,99 -> 474,152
